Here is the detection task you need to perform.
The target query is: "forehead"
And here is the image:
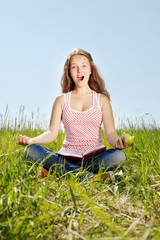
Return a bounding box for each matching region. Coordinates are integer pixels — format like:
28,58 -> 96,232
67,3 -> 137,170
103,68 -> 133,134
70,55 -> 90,64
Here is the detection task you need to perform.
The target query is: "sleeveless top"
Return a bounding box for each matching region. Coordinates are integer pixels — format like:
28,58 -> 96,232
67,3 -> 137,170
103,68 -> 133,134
59,91 -> 103,154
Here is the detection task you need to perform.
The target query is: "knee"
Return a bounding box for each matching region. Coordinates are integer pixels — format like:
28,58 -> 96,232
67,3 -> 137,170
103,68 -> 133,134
24,144 -> 37,159
116,150 -> 126,164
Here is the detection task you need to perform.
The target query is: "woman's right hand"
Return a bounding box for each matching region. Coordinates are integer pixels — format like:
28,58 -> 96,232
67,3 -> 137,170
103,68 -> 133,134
16,135 -> 33,146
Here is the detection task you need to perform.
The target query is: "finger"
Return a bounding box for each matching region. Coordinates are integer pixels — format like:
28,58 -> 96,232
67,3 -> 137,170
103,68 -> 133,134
19,134 -> 23,144
20,135 -> 27,145
117,139 -> 123,149
128,141 -> 135,147
16,135 -> 19,144
123,135 -> 127,144
130,142 -> 135,147
123,136 -> 128,148
115,139 -> 120,149
23,136 -> 31,145
116,139 -> 124,149
22,135 -> 27,145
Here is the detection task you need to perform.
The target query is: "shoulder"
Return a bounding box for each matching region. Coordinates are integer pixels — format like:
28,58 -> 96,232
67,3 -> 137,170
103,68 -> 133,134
99,93 -> 111,111
55,93 -> 64,102
54,93 -> 65,110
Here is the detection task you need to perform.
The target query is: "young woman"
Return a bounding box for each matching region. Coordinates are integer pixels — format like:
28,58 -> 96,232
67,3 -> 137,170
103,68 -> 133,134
16,48 -> 134,180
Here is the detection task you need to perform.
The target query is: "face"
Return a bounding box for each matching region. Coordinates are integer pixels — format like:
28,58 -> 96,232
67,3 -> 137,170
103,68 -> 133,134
69,55 -> 91,88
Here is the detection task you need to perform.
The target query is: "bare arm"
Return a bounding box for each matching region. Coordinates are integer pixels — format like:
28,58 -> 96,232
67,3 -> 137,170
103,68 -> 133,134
16,94 -> 64,146
100,94 -> 133,149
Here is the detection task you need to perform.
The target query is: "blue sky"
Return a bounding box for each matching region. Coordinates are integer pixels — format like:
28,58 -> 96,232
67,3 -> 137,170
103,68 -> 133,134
0,0 -> 160,129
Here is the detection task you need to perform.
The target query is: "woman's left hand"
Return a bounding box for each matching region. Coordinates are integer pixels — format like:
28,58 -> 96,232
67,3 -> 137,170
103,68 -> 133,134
115,136 -> 135,149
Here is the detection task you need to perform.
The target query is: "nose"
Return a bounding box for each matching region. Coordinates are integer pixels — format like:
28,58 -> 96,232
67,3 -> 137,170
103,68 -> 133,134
77,66 -> 82,73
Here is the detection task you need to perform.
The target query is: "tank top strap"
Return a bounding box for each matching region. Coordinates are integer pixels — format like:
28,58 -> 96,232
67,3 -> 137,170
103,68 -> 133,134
93,91 -> 96,105
93,91 -> 101,109
64,92 -> 71,107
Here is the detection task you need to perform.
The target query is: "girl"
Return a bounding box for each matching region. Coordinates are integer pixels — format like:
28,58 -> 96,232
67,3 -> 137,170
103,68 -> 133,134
16,48 -> 134,180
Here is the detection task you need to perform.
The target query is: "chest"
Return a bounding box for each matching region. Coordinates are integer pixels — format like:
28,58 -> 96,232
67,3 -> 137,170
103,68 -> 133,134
70,93 -> 93,112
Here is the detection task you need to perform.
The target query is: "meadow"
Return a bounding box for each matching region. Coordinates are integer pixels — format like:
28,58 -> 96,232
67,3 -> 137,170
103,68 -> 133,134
0,107 -> 160,239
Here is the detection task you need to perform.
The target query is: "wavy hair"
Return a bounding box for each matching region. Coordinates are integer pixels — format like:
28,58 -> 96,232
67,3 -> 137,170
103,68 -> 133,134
60,48 -> 110,100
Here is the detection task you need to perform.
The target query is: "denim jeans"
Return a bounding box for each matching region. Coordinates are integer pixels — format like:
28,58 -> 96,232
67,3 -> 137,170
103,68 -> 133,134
24,144 -> 126,174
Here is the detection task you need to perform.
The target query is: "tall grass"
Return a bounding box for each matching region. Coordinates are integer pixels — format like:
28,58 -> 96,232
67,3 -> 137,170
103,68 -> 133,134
0,107 -> 160,239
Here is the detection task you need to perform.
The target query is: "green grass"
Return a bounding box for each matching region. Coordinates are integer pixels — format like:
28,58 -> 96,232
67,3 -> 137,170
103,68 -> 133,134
0,109 -> 160,239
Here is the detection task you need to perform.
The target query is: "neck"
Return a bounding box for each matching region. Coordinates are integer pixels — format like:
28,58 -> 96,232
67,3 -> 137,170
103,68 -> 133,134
72,86 -> 92,95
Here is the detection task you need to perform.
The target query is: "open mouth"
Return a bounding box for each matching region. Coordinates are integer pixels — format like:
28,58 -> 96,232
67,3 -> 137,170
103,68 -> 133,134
77,76 -> 84,81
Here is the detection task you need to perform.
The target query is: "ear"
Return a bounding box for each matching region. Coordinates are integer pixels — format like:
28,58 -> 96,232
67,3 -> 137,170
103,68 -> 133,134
89,67 -> 92,75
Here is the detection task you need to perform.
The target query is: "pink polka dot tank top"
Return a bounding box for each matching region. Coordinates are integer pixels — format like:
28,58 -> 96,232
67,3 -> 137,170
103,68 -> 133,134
59,91 -> 103,154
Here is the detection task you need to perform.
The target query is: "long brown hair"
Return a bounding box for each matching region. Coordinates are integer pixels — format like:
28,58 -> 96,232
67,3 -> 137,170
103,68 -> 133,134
61,48 -> 110,100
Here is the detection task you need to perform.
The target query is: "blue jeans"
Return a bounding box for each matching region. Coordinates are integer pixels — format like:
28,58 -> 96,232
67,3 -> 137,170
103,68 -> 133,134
24,144 -> 126,174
